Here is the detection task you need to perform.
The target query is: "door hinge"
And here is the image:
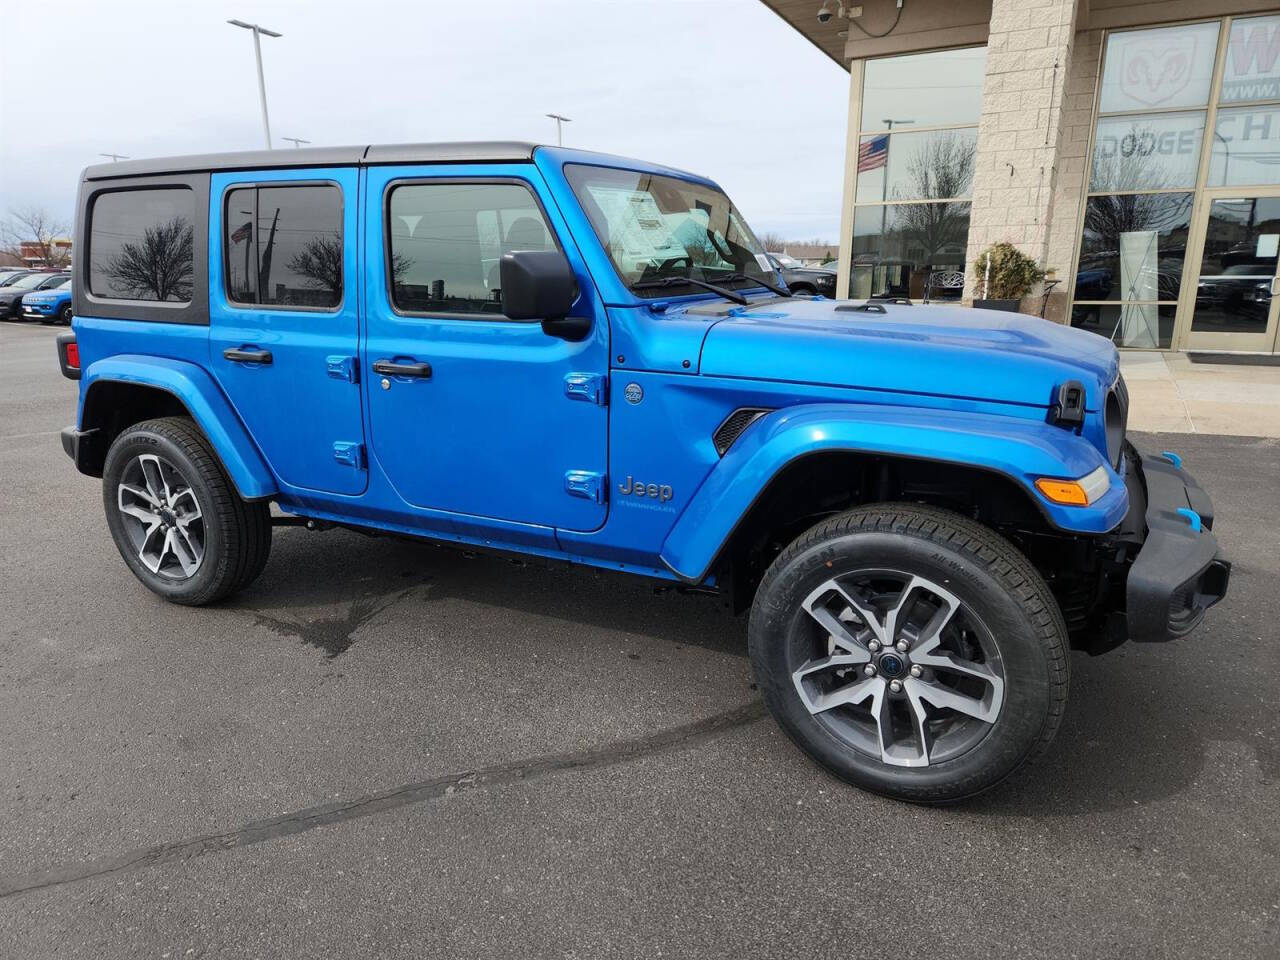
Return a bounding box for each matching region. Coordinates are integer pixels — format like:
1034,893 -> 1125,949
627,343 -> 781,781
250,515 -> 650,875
564,469 -> 606,503
564,372 -> 607,405
326,355 -> 358,383
333,441 -> 365,468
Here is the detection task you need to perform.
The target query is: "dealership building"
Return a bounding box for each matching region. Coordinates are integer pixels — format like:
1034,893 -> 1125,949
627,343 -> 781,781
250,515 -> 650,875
764,0 -> 1280,354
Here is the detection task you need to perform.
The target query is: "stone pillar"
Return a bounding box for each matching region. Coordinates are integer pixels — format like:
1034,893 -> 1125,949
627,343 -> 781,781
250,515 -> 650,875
964,0 -> 1085,314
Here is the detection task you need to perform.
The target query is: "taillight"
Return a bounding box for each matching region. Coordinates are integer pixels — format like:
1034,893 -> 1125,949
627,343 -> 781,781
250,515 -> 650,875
56,332 -> 80,380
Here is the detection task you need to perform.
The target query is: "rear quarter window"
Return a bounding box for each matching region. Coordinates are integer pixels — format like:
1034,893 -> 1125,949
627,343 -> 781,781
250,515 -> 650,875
89,188 -> 195,302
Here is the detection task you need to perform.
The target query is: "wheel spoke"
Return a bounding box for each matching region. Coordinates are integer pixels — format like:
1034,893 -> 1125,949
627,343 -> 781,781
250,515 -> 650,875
802,587 -> 874,654
914,649 -> 1001,686
905,676 -> 1000,724
170,487 -> 200,518
119,483 -> 160,509
907,588 -> 963,657
139,455 -> 171,505
138,522 -> 165,573
167,527 -> 200,576
119,502 -> 160,525
828,582 -> 888,646
793,671 -> 882,715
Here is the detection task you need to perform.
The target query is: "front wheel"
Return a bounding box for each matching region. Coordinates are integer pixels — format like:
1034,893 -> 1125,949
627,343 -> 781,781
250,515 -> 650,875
58,303 -> 72,325
102,417 -> 271,605
748,503 -> 1069,803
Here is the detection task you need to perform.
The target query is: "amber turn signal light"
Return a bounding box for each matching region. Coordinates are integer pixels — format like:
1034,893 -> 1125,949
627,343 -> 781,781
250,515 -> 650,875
1035,478 -> 1090,505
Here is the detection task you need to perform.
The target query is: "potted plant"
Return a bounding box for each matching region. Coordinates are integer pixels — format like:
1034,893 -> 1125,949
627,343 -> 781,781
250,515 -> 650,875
972,242 -> 1045,312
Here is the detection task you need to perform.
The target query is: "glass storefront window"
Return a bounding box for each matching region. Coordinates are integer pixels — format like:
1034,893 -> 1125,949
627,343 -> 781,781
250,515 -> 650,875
1076,193 -> 1194,301
850,202 -> 970,300
1221,15 -> 1280,104
860,47 -> 987,130
1090,112 -> 1206,191
1071,303 -> 1175,349
1098,21 -> 1220,113
855,128 -> 977,204
1208,106 -> 1280,186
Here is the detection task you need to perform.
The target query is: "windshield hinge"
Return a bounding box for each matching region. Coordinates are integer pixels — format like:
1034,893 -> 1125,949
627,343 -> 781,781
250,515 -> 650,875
564,372 -> 607,405
564,470 -> 606,503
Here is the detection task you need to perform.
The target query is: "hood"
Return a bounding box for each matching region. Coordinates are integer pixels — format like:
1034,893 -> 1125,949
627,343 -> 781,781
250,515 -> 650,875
785,266 -> 836,278
698,298 -> 1120,410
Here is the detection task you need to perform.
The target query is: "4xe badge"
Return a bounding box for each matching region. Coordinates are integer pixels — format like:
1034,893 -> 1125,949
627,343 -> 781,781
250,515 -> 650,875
624,382 -> 644,405
618,475 -> 672,502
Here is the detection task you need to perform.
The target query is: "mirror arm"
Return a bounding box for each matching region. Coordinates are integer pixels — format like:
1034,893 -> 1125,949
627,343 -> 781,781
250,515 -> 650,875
541,315 -> 592,341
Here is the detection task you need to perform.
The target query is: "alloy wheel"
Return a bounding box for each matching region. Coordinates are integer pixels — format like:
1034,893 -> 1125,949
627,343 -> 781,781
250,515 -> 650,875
790,570 -> 1005,768
116,453 -> 205,579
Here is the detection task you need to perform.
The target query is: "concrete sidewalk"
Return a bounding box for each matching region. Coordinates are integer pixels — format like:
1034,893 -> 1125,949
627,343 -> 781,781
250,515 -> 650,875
1120,351 -> 1280,436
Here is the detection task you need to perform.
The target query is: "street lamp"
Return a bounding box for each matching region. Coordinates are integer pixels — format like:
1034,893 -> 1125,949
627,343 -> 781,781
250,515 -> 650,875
282,137 -> 311,149
227,19 -> 282,149
546,113 -> 572,146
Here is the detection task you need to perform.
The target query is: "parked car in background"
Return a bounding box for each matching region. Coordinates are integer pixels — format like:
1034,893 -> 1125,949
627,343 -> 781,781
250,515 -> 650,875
22,275 -> 73,324
766,253 -> 837,297
0,269 -> 35,287
0,272 -> 69,318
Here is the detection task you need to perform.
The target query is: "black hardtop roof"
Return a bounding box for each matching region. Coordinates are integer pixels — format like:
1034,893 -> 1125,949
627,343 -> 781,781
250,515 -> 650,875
82,141 -> 539,181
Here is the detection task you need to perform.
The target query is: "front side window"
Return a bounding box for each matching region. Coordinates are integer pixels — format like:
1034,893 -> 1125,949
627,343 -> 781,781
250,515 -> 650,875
224,184 -> 342,309
565,164 -> 769,296
89,188 -> 195,302
387,181 -> 554,316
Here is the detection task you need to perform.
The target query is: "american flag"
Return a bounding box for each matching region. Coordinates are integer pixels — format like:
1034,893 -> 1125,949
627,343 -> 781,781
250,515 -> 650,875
858,135 -> 889,172
230,221 -> 252,244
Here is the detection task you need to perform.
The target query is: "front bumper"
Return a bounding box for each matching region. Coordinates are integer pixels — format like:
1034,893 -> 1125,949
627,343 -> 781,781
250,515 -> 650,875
1124,446 -> 1230,642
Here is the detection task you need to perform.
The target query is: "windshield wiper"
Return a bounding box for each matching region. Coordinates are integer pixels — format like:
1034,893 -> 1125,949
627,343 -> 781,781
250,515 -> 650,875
710,272 -> 793,298
630,275 -> 750,306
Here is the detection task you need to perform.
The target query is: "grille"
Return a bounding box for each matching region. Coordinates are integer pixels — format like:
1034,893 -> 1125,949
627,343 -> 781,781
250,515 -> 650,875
712,408 -> 772,456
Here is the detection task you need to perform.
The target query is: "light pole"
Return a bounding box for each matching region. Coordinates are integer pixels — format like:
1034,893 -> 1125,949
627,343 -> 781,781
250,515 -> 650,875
546,113 -> 572,146
282,137 -> 311,149
98,153 -> 130,162
227,19 -> 282,149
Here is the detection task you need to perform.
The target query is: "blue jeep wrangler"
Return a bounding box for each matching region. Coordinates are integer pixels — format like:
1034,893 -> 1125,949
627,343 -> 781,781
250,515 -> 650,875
57,142 -> 1229,802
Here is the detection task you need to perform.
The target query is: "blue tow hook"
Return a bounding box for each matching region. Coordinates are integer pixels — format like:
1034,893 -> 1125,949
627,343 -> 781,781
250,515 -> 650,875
1176,507 -> 1202,533
1162,450 -> 1183,469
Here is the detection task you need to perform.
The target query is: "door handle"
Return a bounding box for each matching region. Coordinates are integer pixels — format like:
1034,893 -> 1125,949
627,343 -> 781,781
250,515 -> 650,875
1271,276 -> 1279,297
372,359 -> 432,379
223,346 -> 273,365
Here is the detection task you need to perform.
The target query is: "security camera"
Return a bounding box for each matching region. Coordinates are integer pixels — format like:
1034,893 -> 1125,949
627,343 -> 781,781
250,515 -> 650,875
817,2 -> 836,22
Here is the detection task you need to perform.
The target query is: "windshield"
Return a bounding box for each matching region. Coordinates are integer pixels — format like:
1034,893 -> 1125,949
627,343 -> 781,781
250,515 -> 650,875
565,164 -> 771,297
11,273 -> 51,289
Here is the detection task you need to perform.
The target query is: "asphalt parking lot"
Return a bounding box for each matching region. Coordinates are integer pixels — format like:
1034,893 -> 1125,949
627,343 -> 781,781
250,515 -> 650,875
1,320 -> 1277,959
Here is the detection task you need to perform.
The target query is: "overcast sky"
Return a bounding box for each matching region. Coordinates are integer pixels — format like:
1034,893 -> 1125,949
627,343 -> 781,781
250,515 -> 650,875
0,0 -> 849,242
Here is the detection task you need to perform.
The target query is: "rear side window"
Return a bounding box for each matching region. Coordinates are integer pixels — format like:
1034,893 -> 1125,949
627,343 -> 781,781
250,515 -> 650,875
224,184 -> 343,309
89,188 -> 195,302
387,181 -> 554,316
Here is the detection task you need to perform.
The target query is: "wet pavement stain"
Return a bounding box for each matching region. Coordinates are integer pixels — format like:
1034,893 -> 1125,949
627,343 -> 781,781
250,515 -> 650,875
253,590 -> 415,659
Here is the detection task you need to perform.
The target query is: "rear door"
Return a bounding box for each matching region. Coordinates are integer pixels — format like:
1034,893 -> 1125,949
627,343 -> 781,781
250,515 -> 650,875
363,163 -> 609,531
209,167 -> 367,496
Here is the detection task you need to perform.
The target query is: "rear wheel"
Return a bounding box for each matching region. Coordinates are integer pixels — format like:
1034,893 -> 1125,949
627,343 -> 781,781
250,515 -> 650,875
749,503 -> 1068,803
102,417 -> 271,605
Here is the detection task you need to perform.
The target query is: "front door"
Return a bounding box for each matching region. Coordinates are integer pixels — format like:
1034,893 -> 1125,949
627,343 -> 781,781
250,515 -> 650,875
362,164 -> 609,533
209,167 -> 367,495
1185,188 -> 1280,353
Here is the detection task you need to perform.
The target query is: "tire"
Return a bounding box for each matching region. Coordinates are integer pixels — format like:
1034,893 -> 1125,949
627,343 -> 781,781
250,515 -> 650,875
58,303 -> 72,325
102,417 -> 271,605
791,285 -> 817,297
748,502 -> 1068,803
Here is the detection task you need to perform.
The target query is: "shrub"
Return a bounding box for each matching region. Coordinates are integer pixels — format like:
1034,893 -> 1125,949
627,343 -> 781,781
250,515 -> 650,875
973,242 -> 1045,300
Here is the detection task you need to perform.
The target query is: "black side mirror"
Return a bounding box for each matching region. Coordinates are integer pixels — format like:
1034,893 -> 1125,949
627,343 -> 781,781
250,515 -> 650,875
500,250 -> 589,340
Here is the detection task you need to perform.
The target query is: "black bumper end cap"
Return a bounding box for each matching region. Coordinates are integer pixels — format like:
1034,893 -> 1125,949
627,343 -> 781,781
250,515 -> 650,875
1127,453 -> 1230,643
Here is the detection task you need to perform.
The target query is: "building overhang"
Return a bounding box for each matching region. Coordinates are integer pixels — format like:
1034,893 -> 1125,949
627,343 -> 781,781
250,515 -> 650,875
762,0 -> 1280,66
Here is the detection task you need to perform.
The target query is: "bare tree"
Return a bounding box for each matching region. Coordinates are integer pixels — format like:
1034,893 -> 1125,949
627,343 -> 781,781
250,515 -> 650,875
1,207 -> 71,268
287,235 -> 343,298
757,231 -> 787,252
104,216 -> 194,301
